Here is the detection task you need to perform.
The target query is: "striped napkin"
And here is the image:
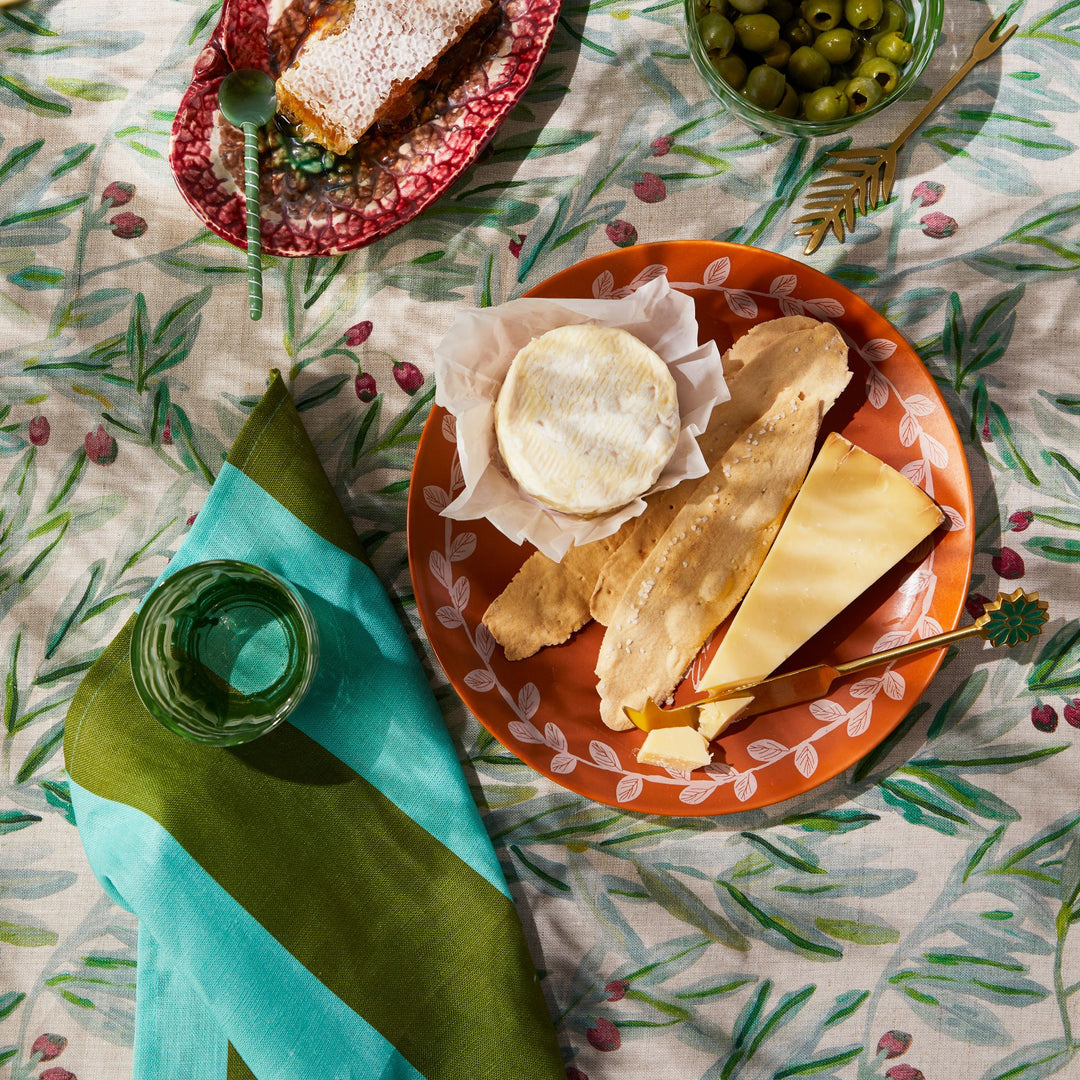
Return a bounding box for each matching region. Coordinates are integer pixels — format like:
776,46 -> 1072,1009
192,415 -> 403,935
64,373 -> 566,1080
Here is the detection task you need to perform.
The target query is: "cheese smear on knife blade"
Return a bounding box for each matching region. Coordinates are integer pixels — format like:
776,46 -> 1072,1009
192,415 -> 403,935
697,432 -> 946,740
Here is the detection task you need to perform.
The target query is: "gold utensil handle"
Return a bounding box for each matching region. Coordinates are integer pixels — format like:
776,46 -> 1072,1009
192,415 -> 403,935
887,15 -> 1018,152
819,589 -> 1047,678
698,590 -> 1047,703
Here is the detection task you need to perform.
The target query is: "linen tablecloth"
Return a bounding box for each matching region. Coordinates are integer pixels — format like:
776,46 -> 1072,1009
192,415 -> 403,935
2,1 -> 1080,1079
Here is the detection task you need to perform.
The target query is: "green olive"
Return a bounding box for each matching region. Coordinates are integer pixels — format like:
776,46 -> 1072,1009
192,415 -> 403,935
735,12 -> 781,51
762,37 -> 792,67
699,12 -> 737,53
857,55 -> 900,91
876,30 -> 914,63
729,0 -> 768,13
803,83 -> 849,120
801,0 -> 842,30
711,51 -> 749,87
877,0 -> 908,35
773,81 -> 800,115
743,63 -> 787,107
787,43 -> 832,89
766,0 -> 796,23
782,15 -> 814,46
845,73 -> 883,111
850,38 -> 878,69
813,26 -> 856,61
843,0 -> 883,30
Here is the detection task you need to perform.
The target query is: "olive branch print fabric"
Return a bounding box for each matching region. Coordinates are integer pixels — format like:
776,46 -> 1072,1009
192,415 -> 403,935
2,0 -> 1080,1079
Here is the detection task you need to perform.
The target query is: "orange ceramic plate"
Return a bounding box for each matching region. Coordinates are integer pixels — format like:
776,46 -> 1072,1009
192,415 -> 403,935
406,241 -> 975,815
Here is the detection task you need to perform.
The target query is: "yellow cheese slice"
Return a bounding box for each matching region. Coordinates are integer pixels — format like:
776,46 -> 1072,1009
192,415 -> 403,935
637,726 -> 712,771
494,325 -> 679,517
697,432 -> 945,740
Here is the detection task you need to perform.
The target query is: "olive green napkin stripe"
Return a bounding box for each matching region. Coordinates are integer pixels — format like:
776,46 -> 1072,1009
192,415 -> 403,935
227,371 -> 367,565
65,622 -> 564,1080
227,1044 -> 256,1080
225,1045 -> 254,1080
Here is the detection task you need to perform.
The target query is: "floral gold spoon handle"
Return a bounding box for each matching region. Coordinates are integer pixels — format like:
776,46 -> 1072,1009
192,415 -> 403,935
794,14 -> 1018,256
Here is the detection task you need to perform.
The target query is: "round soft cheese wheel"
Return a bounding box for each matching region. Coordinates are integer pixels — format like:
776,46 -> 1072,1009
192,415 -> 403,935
494,324 -> 680,516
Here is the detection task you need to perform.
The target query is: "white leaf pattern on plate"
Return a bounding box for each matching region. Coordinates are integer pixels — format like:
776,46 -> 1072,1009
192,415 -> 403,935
794,742 -> 818,778
464,669 -> 496,692
847,699 -> 874,738
734,771 -> 758,802
746,739 -> 789,763
589,741 -> 621,771
424,485 -> 450,512
517,684 -> 540,721
508,719 -> 545,744
545,722 -> 568,753
436,605 -> 463,629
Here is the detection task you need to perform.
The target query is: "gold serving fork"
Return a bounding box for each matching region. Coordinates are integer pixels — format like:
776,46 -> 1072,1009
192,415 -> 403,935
793,14 -> 1018,256
623,589 -> 1048,730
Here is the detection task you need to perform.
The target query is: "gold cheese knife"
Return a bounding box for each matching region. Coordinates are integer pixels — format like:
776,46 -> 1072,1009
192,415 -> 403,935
623,589 -> 1048,731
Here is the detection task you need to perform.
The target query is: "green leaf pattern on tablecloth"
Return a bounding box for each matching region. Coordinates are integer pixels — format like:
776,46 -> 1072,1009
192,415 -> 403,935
3,0 -> 1080,1077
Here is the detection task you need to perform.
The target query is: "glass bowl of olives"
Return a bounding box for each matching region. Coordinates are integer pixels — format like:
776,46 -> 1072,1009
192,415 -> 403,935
686,0 -> 942,136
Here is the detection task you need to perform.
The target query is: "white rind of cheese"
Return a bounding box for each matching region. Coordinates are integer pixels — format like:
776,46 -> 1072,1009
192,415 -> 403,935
637,726 -> 712,771
494,325 -> 680,517
697,432 -> 946,741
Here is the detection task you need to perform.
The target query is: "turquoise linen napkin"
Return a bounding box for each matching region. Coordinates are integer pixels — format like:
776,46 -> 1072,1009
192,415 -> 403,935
64,373 -> 566,1080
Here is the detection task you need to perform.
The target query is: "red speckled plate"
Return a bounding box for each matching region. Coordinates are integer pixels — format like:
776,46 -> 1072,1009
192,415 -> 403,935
168,0 -> 560,256
407,242 -> 976,815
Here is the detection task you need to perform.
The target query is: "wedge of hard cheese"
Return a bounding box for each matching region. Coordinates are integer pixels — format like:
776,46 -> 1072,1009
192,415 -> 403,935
697,432 -> 946,740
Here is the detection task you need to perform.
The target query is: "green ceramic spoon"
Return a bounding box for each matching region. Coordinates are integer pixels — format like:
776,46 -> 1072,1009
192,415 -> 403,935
217,69 -> 277,321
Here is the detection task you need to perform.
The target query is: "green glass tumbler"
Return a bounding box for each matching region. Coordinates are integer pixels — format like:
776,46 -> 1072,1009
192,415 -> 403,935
130,560 -> 319,746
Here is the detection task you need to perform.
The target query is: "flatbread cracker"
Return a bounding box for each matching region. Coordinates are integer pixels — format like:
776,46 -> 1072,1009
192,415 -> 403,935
481,536 -> 619,660
595,325 -> 851,729
590,319 -> 840,626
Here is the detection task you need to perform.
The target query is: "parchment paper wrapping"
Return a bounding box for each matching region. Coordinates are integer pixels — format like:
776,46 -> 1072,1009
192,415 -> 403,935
433,276 -> 729,561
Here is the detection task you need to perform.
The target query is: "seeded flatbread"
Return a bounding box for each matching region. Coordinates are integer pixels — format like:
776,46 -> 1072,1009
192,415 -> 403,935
481,536 -> 620,660
595,325 -> 851,729
590,317 -> 834,626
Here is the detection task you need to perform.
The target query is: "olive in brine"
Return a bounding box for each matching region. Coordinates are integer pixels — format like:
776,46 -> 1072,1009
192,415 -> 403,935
787,43 -> 832,90
773,82 -> 800,116
743,63 -> 787,107
801,0 -> 842,31
843,0 -> 883,31
856,55 -> 900,92
735,12 -> 781,50
699,12 -> 737,53
803,83 -> 849,120
813,26 -> 856,62
845,74 -> 883,111
712,51 -> 749,88
876,31 -> 914,64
